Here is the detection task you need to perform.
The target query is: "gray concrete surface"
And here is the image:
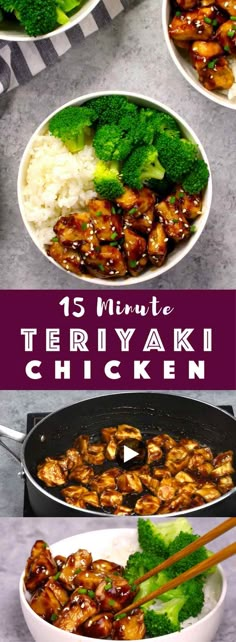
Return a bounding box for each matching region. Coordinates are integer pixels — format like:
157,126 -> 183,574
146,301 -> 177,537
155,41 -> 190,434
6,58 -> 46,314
0,0 -> 236,289
0,388 -> 235,516
0,516 -> 235,642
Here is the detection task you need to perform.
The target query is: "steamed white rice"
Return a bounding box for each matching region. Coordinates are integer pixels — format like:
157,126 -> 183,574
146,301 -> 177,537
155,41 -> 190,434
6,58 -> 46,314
23,133 -> 98,246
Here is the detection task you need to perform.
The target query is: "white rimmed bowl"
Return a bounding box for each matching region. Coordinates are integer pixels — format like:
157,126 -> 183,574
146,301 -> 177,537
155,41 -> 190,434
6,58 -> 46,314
162,0 -> 236,110
18,90 -> 212,287
0,0 -> 100,42
20,527 -> 226,642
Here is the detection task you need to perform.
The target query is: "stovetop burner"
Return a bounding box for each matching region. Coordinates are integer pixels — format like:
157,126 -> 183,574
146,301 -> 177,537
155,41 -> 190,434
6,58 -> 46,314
24,406 -> 235,517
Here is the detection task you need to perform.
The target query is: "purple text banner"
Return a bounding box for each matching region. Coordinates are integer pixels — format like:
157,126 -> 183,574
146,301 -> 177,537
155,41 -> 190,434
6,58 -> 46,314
0,290 -> 235,390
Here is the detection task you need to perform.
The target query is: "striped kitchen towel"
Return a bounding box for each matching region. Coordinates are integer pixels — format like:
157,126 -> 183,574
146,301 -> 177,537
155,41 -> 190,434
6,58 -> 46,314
0,0 -> 136,94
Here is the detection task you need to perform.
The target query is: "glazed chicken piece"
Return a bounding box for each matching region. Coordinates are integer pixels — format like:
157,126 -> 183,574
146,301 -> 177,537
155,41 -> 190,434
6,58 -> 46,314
89,199 -> 123,243
179,438 -> 199,452
82,612 -> 113,639
24,540 -> 57,593
191,41 -> 223,71
55,592 -> 98,632
216,20 -> 236,54
116,186 -> 155,214
216,0 -> 236,15
69,464 -> 95,485
123,208 -> 154,236
139,473 -> 159,496
90,469 -> 121,493
123,228 -> 148,277
161,488 -> 195,513
169,8 -> 215,41
95,575 -> 136,612
117,471 -> 143,493
115,424 -> 142,442
84,245 -> 127,279
54,212 -> 95,246
196,482 -> 221,502
158,477 -> 179,502
188,447 -> 213,473
37,458 -> 68,487
112,609 -> 146,640
65,449 -> 83,470
176,190 -> 202,219
152,466 -> 171,479
198,56 -> 234,90
157,198 -> 190,242
47,241 -> 82,276
146,437 -> 163,464
135,494 -> 161,515
54,555 -> 67,572
100,489 -> 123,509
83,443 -> 106,466
59,549 -> 92,591
101,427 -> 117,443
166,446 -> 190,474
106,436 -> 118,461
211,450 -> 235,478
61,486 -> 99,509
74,570 -> 105,591
30,580 -> 69,621
113,506 -> 133,515
217,475 -> 235,493
176,0 -> 200,7
175,470 -> 196,483
91,560 -> 124,575
147,222 -> 168,267
74,434 -> 89,456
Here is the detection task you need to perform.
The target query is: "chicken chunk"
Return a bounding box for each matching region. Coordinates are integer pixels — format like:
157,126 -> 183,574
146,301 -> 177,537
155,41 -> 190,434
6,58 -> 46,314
59,549 -> 92,591
85,245 -> 127,279
161,489 -> 194,513
216,19 -> 236,54
55,555 -> 67,572
116,186 -> 155,214
147,222 -> 168,267
91,560 -> 123,575
135,495 -> 161,515
196,482 -> 221,502
65,449 -> 83,470
113,506 -> 133,515
89,199 -> 123,243
146,437 -> 163,464
101,427 -> 117,443
54,212 -> 95,246
176,0 -> 200,7
82,613 -> 113,639
95,575 -> 136,613
90,469 -> 120,493
74,434 -> 89,456
169,8 -> 215,41
216,0 -> 236,15
55,592 -> 98,632
157,199 -> 190,242
24,541 -> 57,593
175,471 -> 195,483
112,609 -> 146,640
84,443 -> 106,466
47,241 -> 82,276
179,438 -> 199,452
30,580 -> 69,621
69,465 -> 94,485
74,570 -> 105,591
37,458 -> 68,487
217,475 -> 235,494
166,446 -> 190,474
100,489 -> 123,509
61,485 -> 89,508
198,56 -> 234,90
211,450 -> 235,478
117,472 -> 143,494
188,447 -> 213,473
106,436 -> 118,461
158,477 -> 179,502
152,466 -> 172,480
139,473 -> 159,496
123,209 -> 154,236
191,40 -> 223,71
123,228 -> 148,277
175,190 -> 202,219
115,424 -> 142,442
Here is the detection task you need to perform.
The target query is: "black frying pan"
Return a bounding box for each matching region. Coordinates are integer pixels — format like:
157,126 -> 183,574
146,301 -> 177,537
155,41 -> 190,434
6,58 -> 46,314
0,392 -> 235,517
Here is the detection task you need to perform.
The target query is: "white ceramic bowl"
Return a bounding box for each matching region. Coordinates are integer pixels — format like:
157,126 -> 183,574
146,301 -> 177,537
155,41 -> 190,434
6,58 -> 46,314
18,90 -> 212,287
20,527 -> 226,642
162,0 -> 236,110
0,0 -> 100,42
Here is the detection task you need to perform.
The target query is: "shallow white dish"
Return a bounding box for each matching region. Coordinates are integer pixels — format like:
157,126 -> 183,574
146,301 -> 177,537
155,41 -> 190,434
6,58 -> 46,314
0,0 -> 100,42
162,0 -> 236,110
20,527 -> 226,642
18,90 -> 212,287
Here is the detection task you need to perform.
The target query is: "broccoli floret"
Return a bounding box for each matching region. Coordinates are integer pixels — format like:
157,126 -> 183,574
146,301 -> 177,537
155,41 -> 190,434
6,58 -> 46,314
143,597 -> 186,636
93,160 -> 124,199
138,518 -> 193,558
56,0 -> 81,24
157,575 -> 205,622
93,124 -> 133,161
167,531 -> 209,577
49,105 -> 96,153
0,0 -> 16,11
146,175 -> 175,197
86,95 -> 137,125
16,0 -> 57,36
153,111 -> 181,139
156,132 -> 198,183
122,145 -> 165,190
124,551 -> 165,585
133,109 -> 180,147
182,158 -> 209,194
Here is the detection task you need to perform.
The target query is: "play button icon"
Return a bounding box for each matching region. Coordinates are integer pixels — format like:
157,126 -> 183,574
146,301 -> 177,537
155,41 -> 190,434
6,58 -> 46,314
116,438 -> 147,469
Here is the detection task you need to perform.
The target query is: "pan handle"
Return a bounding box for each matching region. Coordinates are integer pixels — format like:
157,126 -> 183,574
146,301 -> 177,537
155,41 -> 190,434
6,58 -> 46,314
0,425 -> 25,442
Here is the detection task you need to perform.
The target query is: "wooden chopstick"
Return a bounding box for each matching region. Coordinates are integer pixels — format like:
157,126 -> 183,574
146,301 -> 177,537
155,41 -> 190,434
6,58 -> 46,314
117,541 -> 236,616
134,517 -> 236,586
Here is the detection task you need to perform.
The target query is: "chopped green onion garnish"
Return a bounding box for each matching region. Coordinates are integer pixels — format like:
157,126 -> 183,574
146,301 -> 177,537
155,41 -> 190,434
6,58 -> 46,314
51,237 -> 58,242
212,19 -> 218,26
98,264 -> 105,271
175,10 -> 181,16
81,222 -> 87,230
43,542 -> 49,548
110,241 -> 118,247
77,588 -> 88,594
173,219 -> 179,223
94,246 -> 100,253
227,30 -> 235,37
230,16 -> 236,20
111,232 -> 118,240
51,614 -> 58,622
128,207 -> 138,215
111,206 -> 116,214
207,58 -> 217,69
129,259 -> 137,268
75,568 -> 82,574
104,581 -> 112,591
95,210 -> 103,217
108,599 -> 116,607
204,17 -> 212,24
114,613 -> 127,621
190,224 -> 197,234
169,196 -> 176,204
53,572 -> 61,580
88,590 -> 95,598
224,44 -> 230,51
